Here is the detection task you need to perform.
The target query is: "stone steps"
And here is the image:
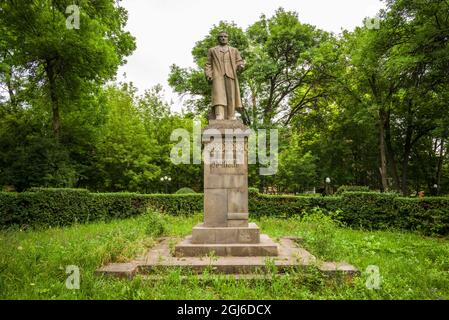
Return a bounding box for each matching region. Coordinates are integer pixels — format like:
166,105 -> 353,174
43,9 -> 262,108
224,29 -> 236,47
175,234 -> 278,257
96,237 -> 359,279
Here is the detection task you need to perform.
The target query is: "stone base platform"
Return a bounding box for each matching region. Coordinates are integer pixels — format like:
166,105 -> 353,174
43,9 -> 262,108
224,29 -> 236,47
96,237 -> 359,279
191,223 -> 260,244
175,234 -> 278,257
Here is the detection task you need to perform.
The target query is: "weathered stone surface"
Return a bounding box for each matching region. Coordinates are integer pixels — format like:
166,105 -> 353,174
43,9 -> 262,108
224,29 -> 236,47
318,262 -> 360,276
214,228 -> 238,244
227,220 -> 249,227
204,188 -> 227,227
204,119 -> 250,131
175,234 -> 277,257
227,188 -> 248,214
191,227 -> 216,243
191,223 -> 259,244
209,163 -> 247,175
95,262 -> 138,279
204,173 -> 247,189
237,227 -> 259,243
227,212 -> 248,220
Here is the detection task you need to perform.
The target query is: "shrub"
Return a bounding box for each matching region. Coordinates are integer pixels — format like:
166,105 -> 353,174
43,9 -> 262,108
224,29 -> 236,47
145,210 -> 166,237
248,187 -> 259,195
174,187 -> 196,194
335,185 -> 370,195
297,208 -> 341,260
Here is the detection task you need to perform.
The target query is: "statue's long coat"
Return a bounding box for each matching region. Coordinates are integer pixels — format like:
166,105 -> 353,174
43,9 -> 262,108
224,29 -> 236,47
204,46 -> 244,110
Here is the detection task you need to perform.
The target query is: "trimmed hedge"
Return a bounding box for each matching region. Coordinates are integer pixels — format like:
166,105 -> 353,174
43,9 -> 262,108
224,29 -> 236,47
0,189 -> 202,228
248,193 -> 342,218
339,192 -> 449,235
249,192 -> 449,235
175,187 -> 196,194
335,185 -> 370,195
1,189 -> 449,235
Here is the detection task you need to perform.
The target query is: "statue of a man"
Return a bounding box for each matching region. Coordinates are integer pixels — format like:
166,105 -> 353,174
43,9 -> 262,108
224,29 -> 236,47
205,31 -> 245,120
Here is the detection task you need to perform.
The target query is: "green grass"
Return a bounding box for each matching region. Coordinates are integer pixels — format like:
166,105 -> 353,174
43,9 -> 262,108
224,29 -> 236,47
1,210 -> 448,300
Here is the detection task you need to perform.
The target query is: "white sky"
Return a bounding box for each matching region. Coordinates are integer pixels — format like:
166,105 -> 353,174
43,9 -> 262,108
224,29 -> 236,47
117,0 -> 385,112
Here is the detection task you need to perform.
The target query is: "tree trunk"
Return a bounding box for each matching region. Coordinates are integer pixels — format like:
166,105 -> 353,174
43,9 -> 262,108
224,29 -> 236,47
263,77 -> 276,126
401,124 -> 413,196
436,139 -> 445,192
252,90 -> 257,128
378,109 -> 389,192
45,59 -> 60,139
384,109 -> 401,191
6,66 -> 17,108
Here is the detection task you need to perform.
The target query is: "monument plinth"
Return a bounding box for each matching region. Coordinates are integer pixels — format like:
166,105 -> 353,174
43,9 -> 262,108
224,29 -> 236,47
174,120 -> 278,257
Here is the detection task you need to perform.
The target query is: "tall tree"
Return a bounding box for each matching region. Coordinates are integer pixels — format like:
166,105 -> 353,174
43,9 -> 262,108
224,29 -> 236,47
89,84 -> 160,192
381,0 -> 449,195
245,9 -> 334,126
0,0 -> 136,138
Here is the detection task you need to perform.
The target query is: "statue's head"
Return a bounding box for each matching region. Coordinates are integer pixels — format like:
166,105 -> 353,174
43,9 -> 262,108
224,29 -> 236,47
217,32 -> 229,46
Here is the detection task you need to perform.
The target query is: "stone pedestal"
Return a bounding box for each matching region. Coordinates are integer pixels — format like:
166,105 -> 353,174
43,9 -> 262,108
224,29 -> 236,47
203,120 -> 249,228
174,120 -> 278,257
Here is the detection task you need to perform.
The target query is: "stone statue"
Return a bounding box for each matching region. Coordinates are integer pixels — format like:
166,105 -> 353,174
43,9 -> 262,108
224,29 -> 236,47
205,31 -> 245,120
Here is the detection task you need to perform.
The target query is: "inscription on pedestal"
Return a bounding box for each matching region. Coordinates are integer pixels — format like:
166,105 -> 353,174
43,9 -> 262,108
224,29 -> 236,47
203,122 -> 249,228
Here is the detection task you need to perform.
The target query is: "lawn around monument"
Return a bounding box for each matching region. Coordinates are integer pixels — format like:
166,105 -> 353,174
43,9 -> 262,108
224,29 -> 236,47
1,211 -> 448,300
